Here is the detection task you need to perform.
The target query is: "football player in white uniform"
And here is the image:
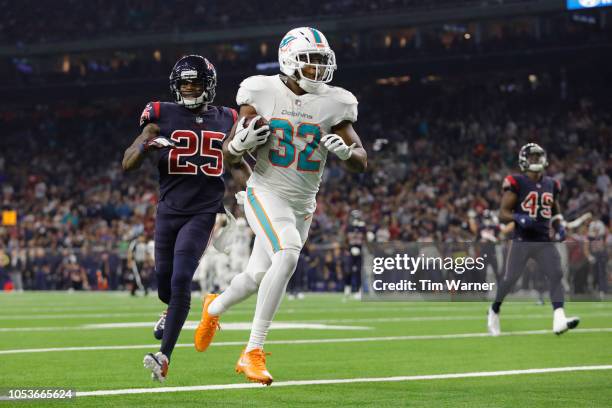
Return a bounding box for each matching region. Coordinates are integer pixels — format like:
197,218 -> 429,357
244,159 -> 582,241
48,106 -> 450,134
229,217 -> 253,278
194,27 -> 367,385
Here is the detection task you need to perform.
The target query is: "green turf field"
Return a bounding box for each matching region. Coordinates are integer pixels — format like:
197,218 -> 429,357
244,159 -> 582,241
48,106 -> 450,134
0,292 -> 610,407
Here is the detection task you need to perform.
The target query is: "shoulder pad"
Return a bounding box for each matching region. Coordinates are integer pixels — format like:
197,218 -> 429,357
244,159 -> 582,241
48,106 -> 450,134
139,101 -> 161,128
239,75 -> 271,92
326,86 -> 358,106
502,174 -> 520,191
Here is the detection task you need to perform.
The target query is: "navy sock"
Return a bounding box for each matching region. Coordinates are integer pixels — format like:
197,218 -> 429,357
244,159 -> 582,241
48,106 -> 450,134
552,301 -> 563,310
160,288 -> 191,361
491,302 -> 501,314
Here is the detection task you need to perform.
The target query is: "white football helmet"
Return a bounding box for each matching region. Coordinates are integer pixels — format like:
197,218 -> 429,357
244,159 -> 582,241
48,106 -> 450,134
278,27 -> 337,94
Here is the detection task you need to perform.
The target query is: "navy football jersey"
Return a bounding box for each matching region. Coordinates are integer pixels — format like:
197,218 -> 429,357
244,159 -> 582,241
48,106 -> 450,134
140,101 -> 237,214
347,224 -> 366,249
502,173 -> 561,242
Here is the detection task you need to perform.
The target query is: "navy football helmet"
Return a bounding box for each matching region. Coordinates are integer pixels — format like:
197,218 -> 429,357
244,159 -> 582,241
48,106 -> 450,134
518,143 -> 548,173
169,55 -> 217,109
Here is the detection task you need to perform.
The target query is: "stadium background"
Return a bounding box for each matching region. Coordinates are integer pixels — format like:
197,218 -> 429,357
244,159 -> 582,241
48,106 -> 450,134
0,1 -> 611,406
0,0 -> 610,294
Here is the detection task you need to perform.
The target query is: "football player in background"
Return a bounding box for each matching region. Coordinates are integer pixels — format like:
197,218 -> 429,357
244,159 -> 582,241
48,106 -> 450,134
195,214 -> 232,293
122,55 -> 244,382
194,27 -> 367,385
229,216 -> 253,281
487,143 -> 579,336
468,209 -> 500,283
344,210 -> 366,299
586,213 -> 608,300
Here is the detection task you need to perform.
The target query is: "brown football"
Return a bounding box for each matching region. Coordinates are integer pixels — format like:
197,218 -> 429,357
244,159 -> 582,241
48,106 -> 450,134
242,114 -> 268,130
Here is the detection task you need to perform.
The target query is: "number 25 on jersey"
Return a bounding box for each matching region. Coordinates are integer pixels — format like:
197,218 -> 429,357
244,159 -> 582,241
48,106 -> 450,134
168,130 -> 224,176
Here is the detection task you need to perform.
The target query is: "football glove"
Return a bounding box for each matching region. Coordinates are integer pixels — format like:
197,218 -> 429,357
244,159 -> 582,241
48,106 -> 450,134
144,136 -> 176,151
513,213 -> 536,229
321,134 -> 356,161
228,116 -> 270,155
554,224 -> 566,242
235,191 -> 246,207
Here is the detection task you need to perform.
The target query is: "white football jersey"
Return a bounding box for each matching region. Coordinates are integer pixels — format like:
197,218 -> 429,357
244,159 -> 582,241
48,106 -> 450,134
236,74 -> 358,213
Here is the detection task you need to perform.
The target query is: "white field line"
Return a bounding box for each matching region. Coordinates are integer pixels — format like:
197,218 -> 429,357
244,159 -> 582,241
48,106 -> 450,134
72,365 -> 612,397
85,322 -> 371,331
0,305 -> 487,316
2,311 -> 611,332
1,327 -> 611,355
1,302 -> 610,316
0,312 -> 169,320
0,322 -> 371,332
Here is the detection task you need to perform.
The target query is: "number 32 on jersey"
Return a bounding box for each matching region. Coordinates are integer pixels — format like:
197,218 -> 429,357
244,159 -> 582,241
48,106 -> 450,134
268,118 -> 322,172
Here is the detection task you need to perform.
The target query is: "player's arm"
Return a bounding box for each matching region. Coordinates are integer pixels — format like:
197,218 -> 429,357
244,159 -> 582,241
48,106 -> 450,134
222,104 -> 269,165
324,121 -> 367,173
122,123 -> 161,172
550,180 -> 566,240
229,158 -> 252,188
498,190 -> 518,224
551,199 -> 566,241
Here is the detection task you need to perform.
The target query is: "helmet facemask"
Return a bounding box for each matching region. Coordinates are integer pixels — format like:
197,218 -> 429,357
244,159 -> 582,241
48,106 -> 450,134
519,143 -> 548,173
278,27 -> 337,94
169,56 -> 217,109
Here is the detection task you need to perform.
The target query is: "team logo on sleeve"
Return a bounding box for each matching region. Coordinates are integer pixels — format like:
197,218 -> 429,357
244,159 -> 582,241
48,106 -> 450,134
140,104 -> 153,127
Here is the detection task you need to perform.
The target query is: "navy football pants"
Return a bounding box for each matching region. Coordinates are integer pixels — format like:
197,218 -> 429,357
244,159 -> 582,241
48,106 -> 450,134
494,241 -> 564,307
155,208 -> 216,360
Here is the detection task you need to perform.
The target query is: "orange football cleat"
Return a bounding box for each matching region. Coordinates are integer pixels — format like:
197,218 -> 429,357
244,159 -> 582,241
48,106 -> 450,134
235,348 -> 273,386
194,294 -> 220,352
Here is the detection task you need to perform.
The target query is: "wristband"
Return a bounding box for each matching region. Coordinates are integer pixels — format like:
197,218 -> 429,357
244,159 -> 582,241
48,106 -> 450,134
228,140 -> 245,156
551,214 -> 564,223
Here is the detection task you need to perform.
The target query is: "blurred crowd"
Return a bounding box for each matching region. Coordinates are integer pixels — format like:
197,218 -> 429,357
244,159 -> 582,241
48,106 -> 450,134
0,66 -> 610,292
0,0 -> 532,45
5,10 -> 609,89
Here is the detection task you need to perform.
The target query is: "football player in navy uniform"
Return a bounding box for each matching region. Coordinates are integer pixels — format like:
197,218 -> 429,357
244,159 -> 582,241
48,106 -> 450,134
468,209 -> 500,282
344,210 -> 366,299
487,143 -> 579,336
122,55 -> 243,382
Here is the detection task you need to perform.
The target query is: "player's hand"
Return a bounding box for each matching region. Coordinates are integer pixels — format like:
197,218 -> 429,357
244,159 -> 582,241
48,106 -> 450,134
513,213 -> 536,229
321,134 -> 356,161
235,191 -> 246,207
554,224 -> 566,242
229,116 -> 270,154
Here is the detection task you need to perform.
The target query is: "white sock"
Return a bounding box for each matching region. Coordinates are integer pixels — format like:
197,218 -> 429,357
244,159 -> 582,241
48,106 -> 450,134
246,249 -> 299,352
553,307 -> 566,321
208,272 -> 258,316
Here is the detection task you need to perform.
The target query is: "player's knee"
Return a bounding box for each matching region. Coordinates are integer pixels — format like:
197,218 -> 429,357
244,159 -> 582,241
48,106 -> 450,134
158,288 -> 171,305
232,271 -> 259,291
246,261 -> 267,284
278,224 -> 302,252
275,248 -> 300,278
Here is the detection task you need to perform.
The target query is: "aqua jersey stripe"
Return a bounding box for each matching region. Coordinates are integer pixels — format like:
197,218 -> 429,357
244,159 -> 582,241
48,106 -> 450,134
310,28 -> 322,44
246,188 -> 282,252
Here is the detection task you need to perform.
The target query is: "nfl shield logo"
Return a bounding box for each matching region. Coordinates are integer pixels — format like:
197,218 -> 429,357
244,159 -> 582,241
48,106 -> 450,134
196,117 -> 203,124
